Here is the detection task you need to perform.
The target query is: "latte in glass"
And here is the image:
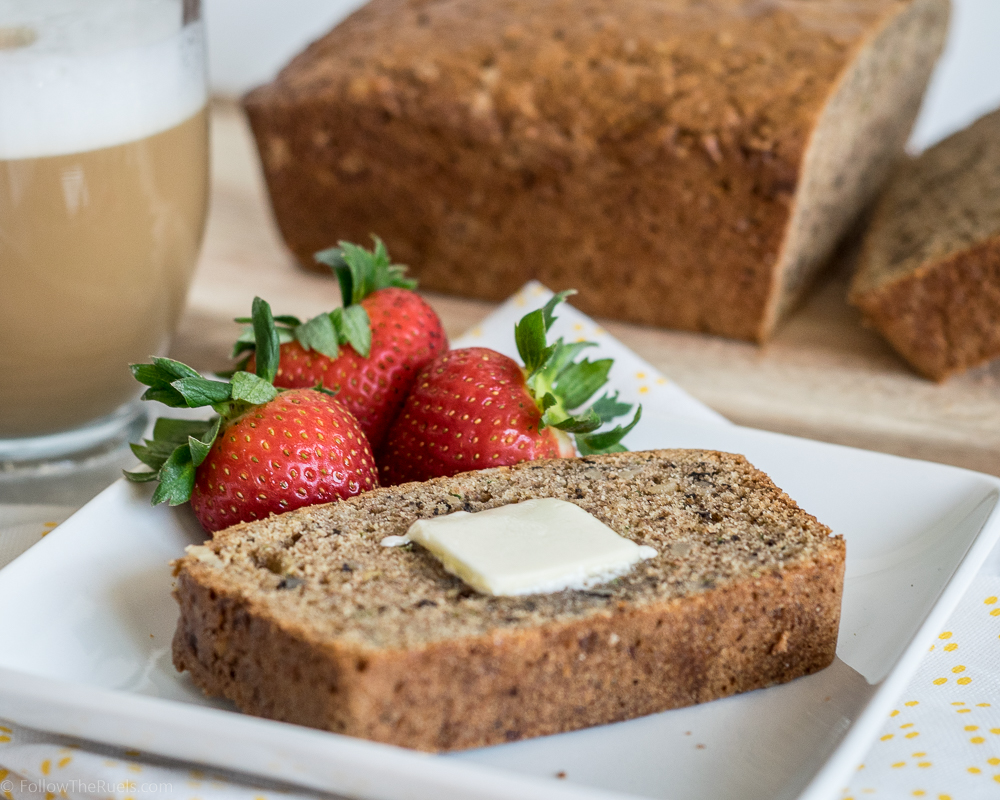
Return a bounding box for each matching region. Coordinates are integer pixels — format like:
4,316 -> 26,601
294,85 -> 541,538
0,0 -> 208,445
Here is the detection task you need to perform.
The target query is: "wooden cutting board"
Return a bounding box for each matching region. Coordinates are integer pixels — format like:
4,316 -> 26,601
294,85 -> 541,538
172,102 -> 1000,478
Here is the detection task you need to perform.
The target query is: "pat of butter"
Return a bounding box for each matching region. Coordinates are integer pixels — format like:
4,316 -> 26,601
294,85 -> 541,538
405,498 -> 656,596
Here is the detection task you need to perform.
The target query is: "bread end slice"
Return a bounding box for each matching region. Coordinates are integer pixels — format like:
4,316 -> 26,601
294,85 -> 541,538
850,108 -> 1000,381
172,449 -> 844,751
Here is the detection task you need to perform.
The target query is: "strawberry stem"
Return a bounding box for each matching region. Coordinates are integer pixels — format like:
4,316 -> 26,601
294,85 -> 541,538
314,235 -> 417,308
513,291 -> 641,454
251,295 -> 280,383
232,237 -> 407,365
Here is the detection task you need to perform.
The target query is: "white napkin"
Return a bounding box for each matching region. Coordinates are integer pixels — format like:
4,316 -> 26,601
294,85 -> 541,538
0,724 -> 323,800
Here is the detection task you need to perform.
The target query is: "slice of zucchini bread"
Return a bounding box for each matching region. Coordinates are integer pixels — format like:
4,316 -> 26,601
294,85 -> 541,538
849,108 -> 1000,381
172,449 -> 844,752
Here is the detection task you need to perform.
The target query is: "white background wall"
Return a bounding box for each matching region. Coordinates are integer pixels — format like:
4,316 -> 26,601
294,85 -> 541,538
203,0 -> 1000,151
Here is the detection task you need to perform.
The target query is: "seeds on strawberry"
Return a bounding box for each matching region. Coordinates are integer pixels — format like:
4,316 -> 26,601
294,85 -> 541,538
190,389 -> 378,531
379,347 -> 576,485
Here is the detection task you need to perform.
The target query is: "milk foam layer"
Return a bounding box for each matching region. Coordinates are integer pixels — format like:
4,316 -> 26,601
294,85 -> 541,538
0,0 -> 206,159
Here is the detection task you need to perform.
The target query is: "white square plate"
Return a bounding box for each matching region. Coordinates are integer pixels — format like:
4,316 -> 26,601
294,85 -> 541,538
0,412 -> 998,800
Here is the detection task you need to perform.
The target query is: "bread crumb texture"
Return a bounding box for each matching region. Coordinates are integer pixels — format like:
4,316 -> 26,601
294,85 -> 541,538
173,449 -> 844,751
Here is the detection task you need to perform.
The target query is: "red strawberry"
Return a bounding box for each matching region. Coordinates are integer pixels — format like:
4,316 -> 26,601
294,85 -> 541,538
126,298 -> 379,533
190,389 -> 377,532
378,347 -> 576,484
240,238 -> 446,450
379,292 -> 641,485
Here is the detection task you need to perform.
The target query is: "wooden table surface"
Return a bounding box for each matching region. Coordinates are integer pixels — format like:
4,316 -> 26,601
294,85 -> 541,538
173,102 -> 1000,478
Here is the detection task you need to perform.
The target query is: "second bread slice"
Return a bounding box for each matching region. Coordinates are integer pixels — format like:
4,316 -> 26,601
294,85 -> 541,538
850,108 -> 1000,380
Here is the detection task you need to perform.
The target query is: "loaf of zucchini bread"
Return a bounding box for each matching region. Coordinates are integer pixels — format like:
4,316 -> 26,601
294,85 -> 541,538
172,449 -> 844,751
243,0 -> 948,342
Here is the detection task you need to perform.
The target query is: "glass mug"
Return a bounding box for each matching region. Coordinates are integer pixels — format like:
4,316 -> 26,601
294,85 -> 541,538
0,0 -> 208,464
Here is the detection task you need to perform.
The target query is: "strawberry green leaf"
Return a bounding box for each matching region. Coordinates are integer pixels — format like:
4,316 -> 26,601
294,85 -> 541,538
548,408 -> 603,434
123,468 -> 159,483
171,376 -> 233,407
187,416 -> 221,467
251,296 -> 280,383
202,414 -> 222,441
230,334 -> 256,360
152,357 -> 201,382
372,236 -> 390,264
130,363 -> 169,388
547,339 -> 595,376
555,358 -> 613,410
233,312 -> 301,327
130,359 -> 200,395
130,439 -> 175,470
515,309 -> 556,377
536,392 -> 558,429
314,247 -> 353,308
510,290 -> 644,455
231,321 -> 296,359
131,360 -> 192,406
125,414 -> 222,492
542,290 -> 576,332
150,445 -> 196,506
294,312 -> 340,358
153,417 -> 214,444
575,405 -> 642,455
230,371 -> 279,404
140,386 -> 188,407
315,236 -> 416,307
335,304 -> 372,357
518,292 -> 579,382
187,435 -> 211,467
339,241 -> 379,304
589,391 -> 632,423
370,236 -> 417,292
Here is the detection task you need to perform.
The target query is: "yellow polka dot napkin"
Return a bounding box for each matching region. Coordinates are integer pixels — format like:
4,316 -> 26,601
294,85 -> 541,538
0,722 -> 324,800
0,507 -> 73,571
844,575 -> 1000,799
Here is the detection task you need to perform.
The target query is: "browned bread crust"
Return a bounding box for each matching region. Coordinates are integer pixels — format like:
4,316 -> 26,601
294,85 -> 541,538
850,109 -> 1000,381
173,449 -> 844,751
242,0 -> 947,342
